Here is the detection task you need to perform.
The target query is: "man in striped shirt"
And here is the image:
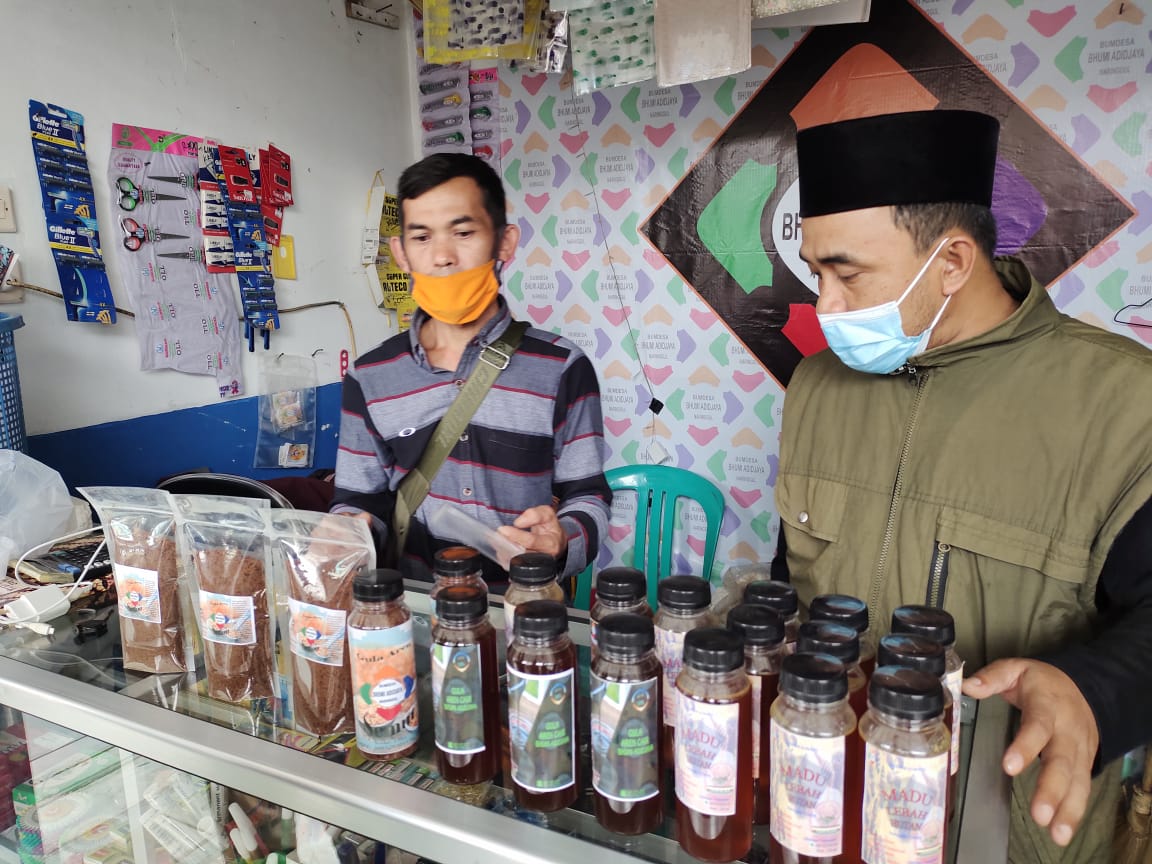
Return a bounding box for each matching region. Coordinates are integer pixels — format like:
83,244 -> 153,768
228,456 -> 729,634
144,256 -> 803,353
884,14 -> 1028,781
332,154 -> 610,586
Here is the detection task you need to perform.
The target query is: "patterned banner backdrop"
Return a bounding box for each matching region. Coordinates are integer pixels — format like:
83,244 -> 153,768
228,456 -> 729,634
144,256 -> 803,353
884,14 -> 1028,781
500,0 -> 1150,582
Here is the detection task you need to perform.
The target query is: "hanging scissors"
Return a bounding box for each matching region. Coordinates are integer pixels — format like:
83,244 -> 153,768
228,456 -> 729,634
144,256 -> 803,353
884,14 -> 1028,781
120,217 -> 189,252
116,177 -> 183,212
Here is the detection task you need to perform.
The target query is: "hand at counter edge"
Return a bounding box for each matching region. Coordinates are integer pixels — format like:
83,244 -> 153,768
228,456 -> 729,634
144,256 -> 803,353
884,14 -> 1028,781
962,657 -> 1099,848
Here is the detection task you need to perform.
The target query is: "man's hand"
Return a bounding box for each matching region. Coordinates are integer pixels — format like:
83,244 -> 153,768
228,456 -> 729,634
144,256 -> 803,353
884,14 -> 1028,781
963,658 -> 1099,847
497,505 -> 568,559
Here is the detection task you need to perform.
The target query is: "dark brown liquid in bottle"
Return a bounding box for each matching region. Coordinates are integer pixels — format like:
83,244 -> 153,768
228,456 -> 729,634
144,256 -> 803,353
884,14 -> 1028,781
842,672 -> 867,864
507,639 -> 579,812
675,688 -> 753,862
434,622 -> 500,784
753,672 -> 780,826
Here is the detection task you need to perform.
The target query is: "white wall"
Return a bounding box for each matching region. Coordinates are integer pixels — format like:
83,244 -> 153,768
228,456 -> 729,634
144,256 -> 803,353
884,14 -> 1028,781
0,0 -> 417,435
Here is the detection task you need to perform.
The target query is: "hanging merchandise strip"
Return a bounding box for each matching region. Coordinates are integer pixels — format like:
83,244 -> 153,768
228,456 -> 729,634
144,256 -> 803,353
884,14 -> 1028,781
468,66 -> 502,169
29,101 -> 117,324
570,0 -> 656,96
415,12 -> 474,156
654,0 -> 750,87
107,124 -> 246,397
422,0 -> 544,64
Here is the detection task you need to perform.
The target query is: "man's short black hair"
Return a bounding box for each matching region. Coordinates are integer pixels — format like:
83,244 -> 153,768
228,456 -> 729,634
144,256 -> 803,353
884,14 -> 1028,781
396,153 -> 507,233
891,202 -> 998,263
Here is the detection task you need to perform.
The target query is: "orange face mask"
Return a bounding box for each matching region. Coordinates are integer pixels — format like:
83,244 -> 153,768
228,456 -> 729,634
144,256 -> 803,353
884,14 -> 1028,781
410,260 -> 500,325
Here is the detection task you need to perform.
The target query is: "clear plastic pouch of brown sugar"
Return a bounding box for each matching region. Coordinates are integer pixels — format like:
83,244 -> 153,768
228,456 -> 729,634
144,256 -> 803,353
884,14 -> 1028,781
270,512 -> 375,737
78,487 -> 194,674
174,496 -> 276,703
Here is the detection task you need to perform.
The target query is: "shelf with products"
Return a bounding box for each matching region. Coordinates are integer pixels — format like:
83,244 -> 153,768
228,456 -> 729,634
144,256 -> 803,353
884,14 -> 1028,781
0,584 -> 1013,863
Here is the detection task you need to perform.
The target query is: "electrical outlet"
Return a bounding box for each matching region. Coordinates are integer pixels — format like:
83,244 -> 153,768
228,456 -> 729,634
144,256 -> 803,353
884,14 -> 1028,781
0,187 -> 15,233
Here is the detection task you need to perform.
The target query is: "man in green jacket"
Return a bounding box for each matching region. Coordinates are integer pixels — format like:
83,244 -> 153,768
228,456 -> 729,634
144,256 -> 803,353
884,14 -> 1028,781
776,109 -> 1152,863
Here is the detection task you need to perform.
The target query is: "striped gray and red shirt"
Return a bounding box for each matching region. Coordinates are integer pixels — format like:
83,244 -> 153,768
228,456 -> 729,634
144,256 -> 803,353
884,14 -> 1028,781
332,299 -> 610,584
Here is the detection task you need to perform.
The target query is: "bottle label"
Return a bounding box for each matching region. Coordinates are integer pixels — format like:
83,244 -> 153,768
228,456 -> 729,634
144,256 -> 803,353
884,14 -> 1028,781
590,673 -> 660,802
508,667 -> 576,791
655,627 -> 687,727
862,745 -> 948,864
674,692 -> 740,816
349,621 -> 418,755
945,666 -> 963,775
430,643 -> 486,755
198,590 -> 256,645
769,723 -> 846,857
287,598 -> 347,667
114,564 -> 162,624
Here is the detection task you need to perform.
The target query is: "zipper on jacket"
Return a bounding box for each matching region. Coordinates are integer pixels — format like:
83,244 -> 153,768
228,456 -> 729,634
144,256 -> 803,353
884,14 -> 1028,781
925,541 -> 952,607
867,369 -> 929,617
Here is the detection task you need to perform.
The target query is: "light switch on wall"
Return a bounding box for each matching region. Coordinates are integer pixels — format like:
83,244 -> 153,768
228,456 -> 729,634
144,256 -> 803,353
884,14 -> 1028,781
0,187 -> 15,233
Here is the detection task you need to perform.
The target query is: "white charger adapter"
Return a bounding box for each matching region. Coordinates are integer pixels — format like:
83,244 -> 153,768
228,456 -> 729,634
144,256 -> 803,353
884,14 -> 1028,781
5,586 -> 71,623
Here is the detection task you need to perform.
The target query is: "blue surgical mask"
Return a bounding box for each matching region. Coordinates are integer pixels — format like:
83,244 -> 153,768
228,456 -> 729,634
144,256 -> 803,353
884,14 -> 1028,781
816,236 -> 953,374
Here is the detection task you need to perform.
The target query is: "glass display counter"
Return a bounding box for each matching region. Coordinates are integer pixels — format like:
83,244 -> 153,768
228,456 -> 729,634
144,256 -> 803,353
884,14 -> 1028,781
0,583 -> 1013,863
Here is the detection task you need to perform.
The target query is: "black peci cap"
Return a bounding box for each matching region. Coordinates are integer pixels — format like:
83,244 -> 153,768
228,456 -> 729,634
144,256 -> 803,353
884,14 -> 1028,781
796,110 -> 1000,218
891,605 -> 957,647
353,568 -> 404,602
869,666 -> 945,721
436,585 -> 488,622
780,653 -> 848,704
809,594 -> 869,635
595,568 -> 647,604
514,599 -> 569,641
743,580 -> 798,618
727,603 -> 785,648
434,546 -> 482,576
683,627 -> 745,673
877,634 -> 946,679
657,575 -> 711,612
597,613 -> 655,657
798,621 -> 860,665
508,552 -> 556,585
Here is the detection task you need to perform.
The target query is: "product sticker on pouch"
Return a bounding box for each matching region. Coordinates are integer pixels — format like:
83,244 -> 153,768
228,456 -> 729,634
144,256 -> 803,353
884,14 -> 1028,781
199,590 -> 257,645
862,746 -> 948,864
508,668 -> 576,791
431,643 -> 486,754
349,620 -> 419,757
590,674 -> 660,802
770,724 -> 846,857
675,694 -> 739,816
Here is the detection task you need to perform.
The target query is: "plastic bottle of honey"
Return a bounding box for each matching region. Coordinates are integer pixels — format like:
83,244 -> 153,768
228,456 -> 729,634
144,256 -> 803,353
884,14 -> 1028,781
674,627 -> 753,863
428,546 -> 488,629
348,568 -> 419,760
590,567 -> 651,658
507,599 -> 578,812
726,603 -> 784,825
430,585 -> 500,784
808,594 -> 875,678
743,580 -> 800,653
769,652 -> 857,864
858,666 -> 950,864
502,553 -> 565,649
891,605 -> 964,812
654,575 -> 716,764
590,612 -> 663,835
877,633 -> 957,822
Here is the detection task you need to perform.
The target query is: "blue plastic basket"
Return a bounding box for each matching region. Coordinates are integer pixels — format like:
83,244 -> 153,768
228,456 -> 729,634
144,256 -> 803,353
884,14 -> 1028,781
0,313 -> 27,453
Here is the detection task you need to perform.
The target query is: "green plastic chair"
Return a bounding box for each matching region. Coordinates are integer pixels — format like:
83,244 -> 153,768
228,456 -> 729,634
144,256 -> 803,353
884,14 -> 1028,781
575,465 -> 726,610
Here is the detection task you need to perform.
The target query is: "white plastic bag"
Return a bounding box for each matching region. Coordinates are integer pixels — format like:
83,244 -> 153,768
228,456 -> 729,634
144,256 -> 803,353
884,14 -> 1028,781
0,451 -> 74,556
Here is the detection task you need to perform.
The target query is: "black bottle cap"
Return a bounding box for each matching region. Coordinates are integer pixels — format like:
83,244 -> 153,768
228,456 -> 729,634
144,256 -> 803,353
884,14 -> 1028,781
657,575 -> 711,612
682,627 -> 745,673
434,546 -> 482,576
780,653 -> 848,704
353,568 -> 404,602
891,605 -> 957,647
797,621 -> 860,665
436,585 -> 488,622
595,567 -> 647,604
869,665 -> 945,720
877,634 -> 946,679
809,594 -> 869,634
743,580 -> 798,617
597,613 -> 655,657
726,603 -> 785,648
514,599 -> 569,640
508,552 -> 556,585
